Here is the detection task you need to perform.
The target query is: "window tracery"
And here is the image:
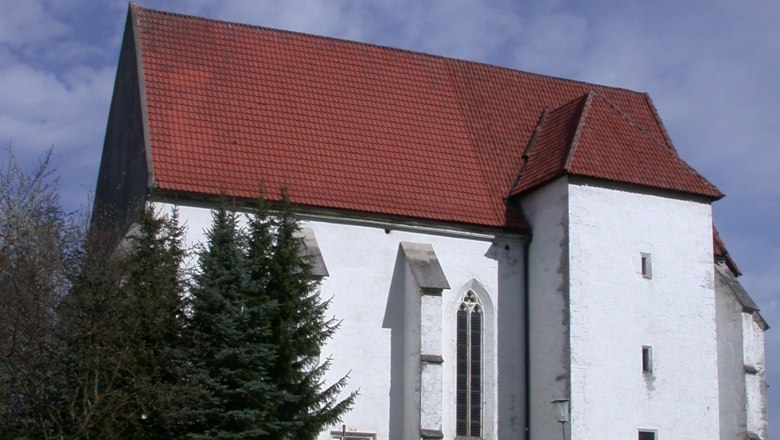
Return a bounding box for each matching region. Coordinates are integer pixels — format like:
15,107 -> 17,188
456,291 -> 482,438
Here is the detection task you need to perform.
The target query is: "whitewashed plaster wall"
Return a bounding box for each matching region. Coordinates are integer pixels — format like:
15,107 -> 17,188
155,202 -> 526,440
715,274 -> 747,440
519,177 -> 570,440
743,312 -> 768,439
566,181 -> 719,439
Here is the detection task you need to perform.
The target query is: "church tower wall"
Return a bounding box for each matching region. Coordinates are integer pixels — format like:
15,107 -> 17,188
566,180 -> 719,439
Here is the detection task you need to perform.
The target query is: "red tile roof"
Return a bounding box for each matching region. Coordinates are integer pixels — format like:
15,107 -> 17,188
509,92 -> 724,197
133,6 -> 722,230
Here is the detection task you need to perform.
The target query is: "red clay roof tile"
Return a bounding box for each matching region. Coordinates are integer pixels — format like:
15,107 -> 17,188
509,91 -> 723,198
134,6 -> 722,230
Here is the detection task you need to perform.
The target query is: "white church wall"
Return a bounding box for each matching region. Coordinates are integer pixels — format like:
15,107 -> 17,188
493,240 -> 526,438
743,313 -> 768,439
715,274 -> 748,440
402,262 -> 423,439
566,181 -> 719,439
519,177 -> 571,440
154,201 -> 526,440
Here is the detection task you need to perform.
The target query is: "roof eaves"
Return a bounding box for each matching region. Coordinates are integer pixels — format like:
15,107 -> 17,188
149,188 -> 529,232
510,172 -> 569,199
565,175 -> 716,202
715,263 -> 760,312
755,311 -> 770,331
713,226 -> 743,276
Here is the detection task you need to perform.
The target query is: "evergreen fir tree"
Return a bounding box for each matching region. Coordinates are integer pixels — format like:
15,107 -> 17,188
54,205 -> 193,439
120,205 -> 191,438
187,203 -> 279,439
257,191 -> 357,440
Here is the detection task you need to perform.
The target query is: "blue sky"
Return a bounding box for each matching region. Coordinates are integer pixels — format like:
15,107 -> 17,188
1,0 -> 777,429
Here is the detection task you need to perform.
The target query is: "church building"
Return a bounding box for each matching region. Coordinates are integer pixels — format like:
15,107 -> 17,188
95,4 -> 768,439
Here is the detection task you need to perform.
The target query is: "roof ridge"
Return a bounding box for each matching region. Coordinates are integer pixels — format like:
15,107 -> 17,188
592,91 -> 669,151
564,91 -> 595,171
642,92 -> 678,153
134,5 -> 651,100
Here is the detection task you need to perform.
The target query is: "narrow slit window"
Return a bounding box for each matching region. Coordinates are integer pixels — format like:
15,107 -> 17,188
642,346 -> 653,373
641,253 -> 652,279
638,430 -> 657,440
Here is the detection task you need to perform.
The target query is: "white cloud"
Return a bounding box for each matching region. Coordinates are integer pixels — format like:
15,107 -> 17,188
0,0 -> 67,46
511,11 -> 588,78
375,0 -> 525,61
215,1 -> 364,38
150,0 -> 529,63
0,60 -> 114,151
0,53 -> 114,213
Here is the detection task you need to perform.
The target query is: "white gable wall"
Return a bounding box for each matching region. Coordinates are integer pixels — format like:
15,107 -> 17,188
566,181 -> 719,439
520,177 -> 722,439
155,201 -> 526,440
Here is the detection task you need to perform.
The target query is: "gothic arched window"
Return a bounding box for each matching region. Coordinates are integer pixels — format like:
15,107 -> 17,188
456,291 -> 482,438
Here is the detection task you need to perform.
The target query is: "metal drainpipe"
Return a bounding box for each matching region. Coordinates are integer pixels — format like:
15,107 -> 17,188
524,235 -> 532,440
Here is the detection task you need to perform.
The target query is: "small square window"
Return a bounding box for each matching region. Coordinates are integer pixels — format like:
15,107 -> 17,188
642,346 -> 653,373
641,253 -> 652,279
638,430 -> 657,440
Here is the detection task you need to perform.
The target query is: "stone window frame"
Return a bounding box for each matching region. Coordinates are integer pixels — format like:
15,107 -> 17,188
453,279 -> 495,440
456,290 -> 483,438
